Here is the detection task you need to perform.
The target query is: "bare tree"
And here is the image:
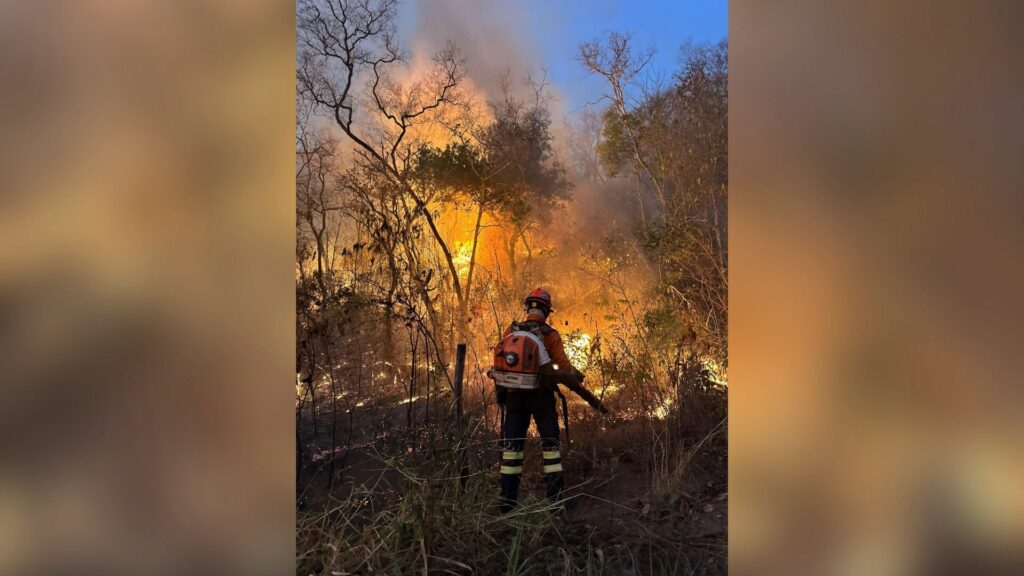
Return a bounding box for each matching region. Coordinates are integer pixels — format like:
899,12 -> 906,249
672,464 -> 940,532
298,0 -> 472,341
578,32 -> 668,214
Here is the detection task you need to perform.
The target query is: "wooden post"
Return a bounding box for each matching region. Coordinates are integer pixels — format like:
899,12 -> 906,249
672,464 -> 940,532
453,343 -> 468,487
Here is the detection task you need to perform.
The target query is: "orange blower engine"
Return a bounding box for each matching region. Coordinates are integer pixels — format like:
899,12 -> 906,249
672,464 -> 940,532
489,326 -> 552,390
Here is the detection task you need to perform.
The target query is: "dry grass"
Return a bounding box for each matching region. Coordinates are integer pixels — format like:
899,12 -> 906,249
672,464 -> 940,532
297,399 -> 727,575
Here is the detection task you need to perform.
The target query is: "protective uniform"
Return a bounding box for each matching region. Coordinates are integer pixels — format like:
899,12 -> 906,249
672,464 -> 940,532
497,290 -> 578,513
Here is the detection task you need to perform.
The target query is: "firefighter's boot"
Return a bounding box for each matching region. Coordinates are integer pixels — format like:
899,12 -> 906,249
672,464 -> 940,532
500,448 -> 524,513
542,448 -> 564,503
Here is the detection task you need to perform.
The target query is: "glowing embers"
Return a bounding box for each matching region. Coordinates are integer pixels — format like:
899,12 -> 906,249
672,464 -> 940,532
452,240 -> 473,276
563,330 -> 593,370
652,398 -> 674,420
702,359 -> 728,386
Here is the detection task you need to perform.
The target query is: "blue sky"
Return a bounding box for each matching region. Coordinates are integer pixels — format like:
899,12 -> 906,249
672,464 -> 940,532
520,0 -> 728,112
400,0 -> 727,117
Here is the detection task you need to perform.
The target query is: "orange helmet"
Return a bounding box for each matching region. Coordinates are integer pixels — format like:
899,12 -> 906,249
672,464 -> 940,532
523,288 -> 553,312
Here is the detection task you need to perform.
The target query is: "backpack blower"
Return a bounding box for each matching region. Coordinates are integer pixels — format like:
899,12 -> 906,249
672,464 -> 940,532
488,322 -> 609,446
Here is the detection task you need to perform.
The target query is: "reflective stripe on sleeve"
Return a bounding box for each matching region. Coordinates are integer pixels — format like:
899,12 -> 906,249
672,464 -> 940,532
500,465 -> 524,475
543,463 -> 563,474
542,451 -> 561,460
502,451 -> 524,460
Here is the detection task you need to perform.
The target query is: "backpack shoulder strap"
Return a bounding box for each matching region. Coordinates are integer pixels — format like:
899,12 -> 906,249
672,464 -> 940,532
511,320 -> 533,332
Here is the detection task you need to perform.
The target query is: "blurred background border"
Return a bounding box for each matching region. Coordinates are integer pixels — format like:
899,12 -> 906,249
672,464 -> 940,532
731,1 -> 1024,574
1,1 -> 295,574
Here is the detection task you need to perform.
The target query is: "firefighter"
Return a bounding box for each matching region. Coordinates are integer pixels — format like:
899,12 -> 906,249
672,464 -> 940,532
496,288 -> 598,513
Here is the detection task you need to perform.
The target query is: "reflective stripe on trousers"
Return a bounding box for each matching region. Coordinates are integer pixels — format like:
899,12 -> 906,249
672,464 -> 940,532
501,450 -> 524,476
542,450 -> 562,473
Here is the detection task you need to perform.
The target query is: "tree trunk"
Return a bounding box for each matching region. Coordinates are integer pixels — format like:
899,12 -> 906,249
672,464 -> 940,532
460,204 -> 486,339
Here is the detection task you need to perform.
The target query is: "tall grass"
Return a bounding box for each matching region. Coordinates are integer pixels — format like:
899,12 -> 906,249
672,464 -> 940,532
298,406 -> 726,575
297,456 -> 590,575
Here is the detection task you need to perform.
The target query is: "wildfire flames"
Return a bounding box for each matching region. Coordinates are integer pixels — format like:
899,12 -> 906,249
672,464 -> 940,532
563,331 -> 592,370
452,240 -> 472,277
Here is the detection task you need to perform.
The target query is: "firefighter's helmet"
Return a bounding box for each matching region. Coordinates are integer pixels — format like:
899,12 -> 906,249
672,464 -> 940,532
523,288 -> 553,313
